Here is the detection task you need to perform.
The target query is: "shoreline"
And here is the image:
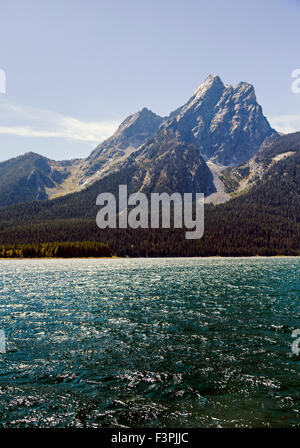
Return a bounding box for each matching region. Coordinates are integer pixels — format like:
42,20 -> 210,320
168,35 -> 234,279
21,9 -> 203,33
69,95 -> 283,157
0,255 -> 299,260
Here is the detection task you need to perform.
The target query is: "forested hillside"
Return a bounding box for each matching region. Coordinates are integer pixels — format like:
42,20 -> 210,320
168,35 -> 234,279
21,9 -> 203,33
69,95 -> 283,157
0,134 -> 299,256
0,241 -> 112,258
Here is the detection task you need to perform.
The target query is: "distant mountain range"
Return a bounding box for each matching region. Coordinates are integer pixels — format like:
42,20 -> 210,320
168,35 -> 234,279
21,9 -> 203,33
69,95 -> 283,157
0,75 -> 299,256
0,75 -> 277,207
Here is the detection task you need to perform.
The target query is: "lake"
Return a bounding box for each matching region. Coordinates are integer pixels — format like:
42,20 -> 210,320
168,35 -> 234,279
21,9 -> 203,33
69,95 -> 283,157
0,257 -> 299,427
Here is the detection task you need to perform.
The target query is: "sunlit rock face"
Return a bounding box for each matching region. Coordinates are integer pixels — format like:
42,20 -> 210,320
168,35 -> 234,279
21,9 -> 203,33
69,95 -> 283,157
166,74 -> 276,165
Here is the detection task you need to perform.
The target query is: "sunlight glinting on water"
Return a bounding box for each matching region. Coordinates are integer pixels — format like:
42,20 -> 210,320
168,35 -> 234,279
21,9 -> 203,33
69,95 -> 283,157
0,258 -> 299,427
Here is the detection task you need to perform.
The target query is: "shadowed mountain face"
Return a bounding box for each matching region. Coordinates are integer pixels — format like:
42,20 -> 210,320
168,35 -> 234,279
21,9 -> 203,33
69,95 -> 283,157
89,108 -> 164,163
220,132 -> 300,194
167,75 -> 276,165
0,108 -> 165,206
0,152 -> 72,207
119,128 -> 215,196
81,108 -> 165,183
0,75 -> 277,207
84,75 -> 275,197
0,133 -> 299,257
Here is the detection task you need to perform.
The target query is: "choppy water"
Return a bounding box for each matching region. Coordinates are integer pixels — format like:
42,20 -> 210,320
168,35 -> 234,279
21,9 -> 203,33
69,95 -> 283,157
0,257 -> 299,428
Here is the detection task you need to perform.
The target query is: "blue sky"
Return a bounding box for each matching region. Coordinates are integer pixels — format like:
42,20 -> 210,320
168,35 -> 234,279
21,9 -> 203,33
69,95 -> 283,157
0,0 -> 300,162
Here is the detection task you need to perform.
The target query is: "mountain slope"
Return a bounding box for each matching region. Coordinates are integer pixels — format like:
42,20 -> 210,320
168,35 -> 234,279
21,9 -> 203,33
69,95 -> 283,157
78,107 -> 165,188
0,108 -> 164,206
166,75 -> 276,165
0,133 -> 299,256
0,75 -> 276,207
0,152 -> 73,207
113,127 -> 215,195
70,75 -> 276,200
220,132 -> 300,195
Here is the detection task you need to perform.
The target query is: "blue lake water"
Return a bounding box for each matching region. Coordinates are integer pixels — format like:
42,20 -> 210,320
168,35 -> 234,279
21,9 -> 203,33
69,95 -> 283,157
0,257 -> 299,428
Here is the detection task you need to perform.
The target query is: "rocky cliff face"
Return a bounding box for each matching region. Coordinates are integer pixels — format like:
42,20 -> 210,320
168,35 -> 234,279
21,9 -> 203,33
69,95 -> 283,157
107,75 -> 276,197
120,128 -> 215,196
220,132 -> 300,194
83,108 -> 164,177
166,75 -> 276,165
0,75 -> 278,206
67,75 -> 276,193
0,152 -> 71,207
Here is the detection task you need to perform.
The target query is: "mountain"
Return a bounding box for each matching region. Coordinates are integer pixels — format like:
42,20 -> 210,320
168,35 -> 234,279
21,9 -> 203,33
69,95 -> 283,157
0,152 -> 75,207
73,75 -> 276,198
0,78 -> 297,257
166,74 -> 276,165
0,132 -> 299,257
0,108 -> 164,207
111,128 -> 216,196
0,75 -> 276,207
78,107 -> 165,189
220,132 -> 300,195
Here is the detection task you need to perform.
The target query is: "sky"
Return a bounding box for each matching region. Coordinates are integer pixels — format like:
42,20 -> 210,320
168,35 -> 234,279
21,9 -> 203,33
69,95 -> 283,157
0,0 -> 300,162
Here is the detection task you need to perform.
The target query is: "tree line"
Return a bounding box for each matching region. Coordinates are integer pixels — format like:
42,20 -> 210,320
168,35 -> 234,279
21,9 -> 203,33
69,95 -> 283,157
0,241 -> 112,258
0,143 -> 298,257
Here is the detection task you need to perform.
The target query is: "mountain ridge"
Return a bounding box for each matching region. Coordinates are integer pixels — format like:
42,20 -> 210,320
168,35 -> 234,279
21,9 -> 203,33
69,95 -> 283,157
0,75 -> 277,207
0,132 -> 299,256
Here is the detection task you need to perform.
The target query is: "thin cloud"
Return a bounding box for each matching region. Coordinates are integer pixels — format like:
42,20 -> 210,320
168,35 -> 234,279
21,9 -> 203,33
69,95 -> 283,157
0,100 -> 120,143
269,114 -> 300,134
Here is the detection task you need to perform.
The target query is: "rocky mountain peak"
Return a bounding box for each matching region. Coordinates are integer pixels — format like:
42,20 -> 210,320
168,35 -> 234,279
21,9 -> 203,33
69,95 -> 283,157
165,75 -> 276,165
178,74 -> 225,117
112,107 -> 162,140
194,74 -> 225,95
88,107 -> 163,163
0,75 -> 280,206
81,107 -> 164,182
233,82 -> 257,104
